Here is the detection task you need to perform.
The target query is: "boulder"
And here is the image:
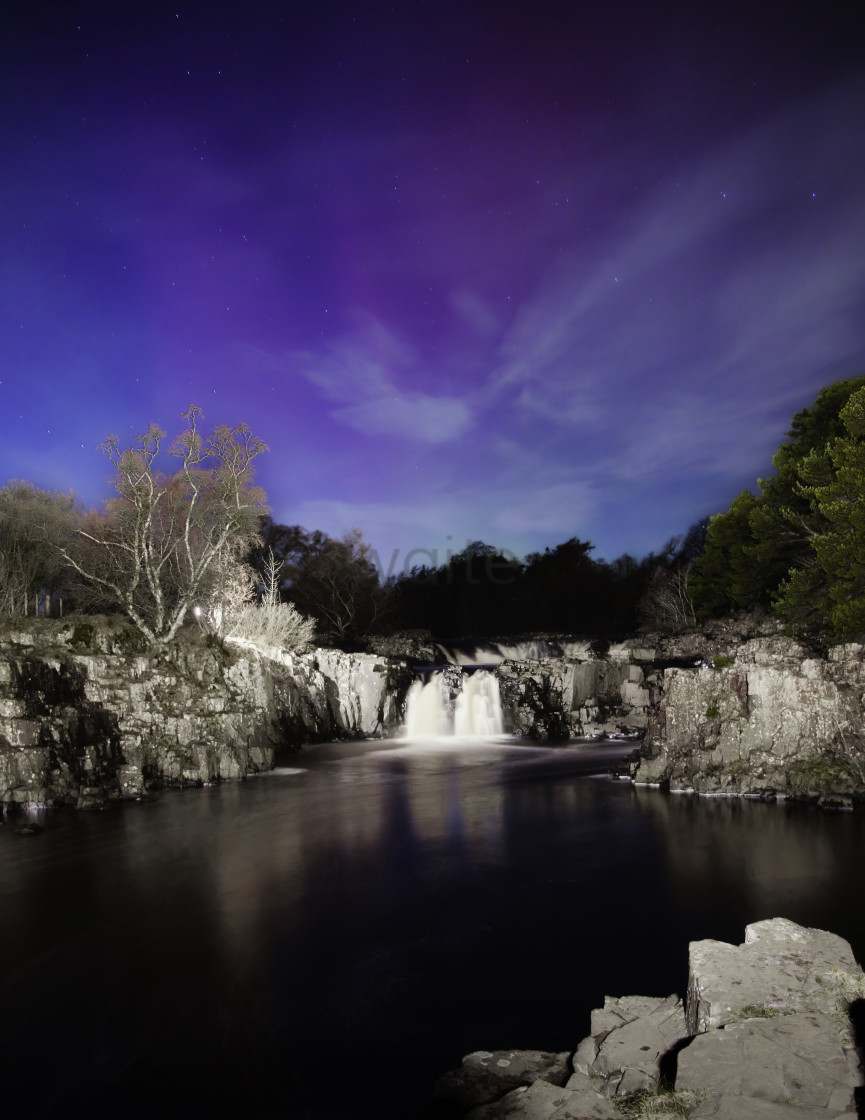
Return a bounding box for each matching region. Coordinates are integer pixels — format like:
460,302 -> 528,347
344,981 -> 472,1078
678,1012 -> 860,1115
463,1077 -> 619,1120
687,917 -> 864,1034
433,920 -> 864,1120
496,653 -> 654,740
585,993 -> 689,1094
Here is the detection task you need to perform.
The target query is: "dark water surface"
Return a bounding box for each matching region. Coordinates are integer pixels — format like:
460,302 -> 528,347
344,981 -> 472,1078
1,737 -> 864,1118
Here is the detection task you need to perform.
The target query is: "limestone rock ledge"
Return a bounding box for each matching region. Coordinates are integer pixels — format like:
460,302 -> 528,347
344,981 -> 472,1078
433,918 -> 864,1120
496,644 -> 660,741
633,637 -> 865,804
0,618 -> 413,811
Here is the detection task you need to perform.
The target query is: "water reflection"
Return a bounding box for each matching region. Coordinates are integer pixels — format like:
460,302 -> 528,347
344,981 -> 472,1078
633,789 -> 865,951
0,739 -> 863,1119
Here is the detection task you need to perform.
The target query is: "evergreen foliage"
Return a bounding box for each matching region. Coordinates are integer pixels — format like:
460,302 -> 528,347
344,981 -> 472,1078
691,377 -> 865,642
773,387 -> 865,640
689,491 -> 766,616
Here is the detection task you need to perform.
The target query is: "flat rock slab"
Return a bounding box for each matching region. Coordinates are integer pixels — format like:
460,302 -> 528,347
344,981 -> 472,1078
589,993 -> 672,1036
677,1011 -> 859,1115
434,1050 -> 570,1112
691,1099 -> 857,1120
591,993 -> 688,1091
465,1077 -> 620,1120
572,993 -> 689,1095
687,917 -> 863,1033
436,921 -> 863,1120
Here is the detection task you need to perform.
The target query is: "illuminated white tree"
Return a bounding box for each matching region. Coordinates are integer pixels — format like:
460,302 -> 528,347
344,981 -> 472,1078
199,545 -> 316,652
60,406 -> 268,644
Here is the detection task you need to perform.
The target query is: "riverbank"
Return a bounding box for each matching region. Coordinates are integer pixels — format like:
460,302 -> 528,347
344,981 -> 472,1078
433,918 -> 864,1119
0,617 -> 412,811
2,616 -> 864,812
632,634 -> 865,808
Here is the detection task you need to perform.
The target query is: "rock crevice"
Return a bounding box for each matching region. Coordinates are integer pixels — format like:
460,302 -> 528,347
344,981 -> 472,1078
434,919 -> 864,1120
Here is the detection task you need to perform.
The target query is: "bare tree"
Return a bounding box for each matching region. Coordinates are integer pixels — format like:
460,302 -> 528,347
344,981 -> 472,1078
0,481 -> 78,616
59,406 -> 268,644
230,548 -> 316,651
639,563 -> 697,633
289,527 -> 388,641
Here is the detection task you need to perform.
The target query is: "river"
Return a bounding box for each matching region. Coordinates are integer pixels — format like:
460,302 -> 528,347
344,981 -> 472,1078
1,736 -> 864,1118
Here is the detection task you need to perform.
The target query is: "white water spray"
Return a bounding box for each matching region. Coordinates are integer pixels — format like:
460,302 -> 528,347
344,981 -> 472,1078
404,669 -> 504,738
436,639 -> 563,665
454,672 -> 504,735
405,675 -> 451,738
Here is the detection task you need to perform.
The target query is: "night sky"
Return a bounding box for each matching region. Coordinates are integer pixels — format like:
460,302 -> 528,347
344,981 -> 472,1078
2,0 -> 864,578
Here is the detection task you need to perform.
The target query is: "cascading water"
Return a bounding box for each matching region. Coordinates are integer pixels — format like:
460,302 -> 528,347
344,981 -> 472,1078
436,639 -> 564,665
405,674 -> 451,738
404,669 -> 504,738
454,671 -> 504,735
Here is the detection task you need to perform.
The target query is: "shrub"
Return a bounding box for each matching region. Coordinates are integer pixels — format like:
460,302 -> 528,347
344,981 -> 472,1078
201,547 -> 316,654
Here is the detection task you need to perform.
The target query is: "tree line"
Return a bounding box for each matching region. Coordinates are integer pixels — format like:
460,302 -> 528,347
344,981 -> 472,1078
687,376 -> 865,643
0,407 -> 314,650
0,403 -> 697,646
3,378 -> 864,648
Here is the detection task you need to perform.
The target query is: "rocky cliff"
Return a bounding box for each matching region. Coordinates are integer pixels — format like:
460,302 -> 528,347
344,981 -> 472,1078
496,641 -> 659,740
634,636 -> 865,806
5,615 -> 865,812
491,619 -> 865,805
0,618 -> 413,811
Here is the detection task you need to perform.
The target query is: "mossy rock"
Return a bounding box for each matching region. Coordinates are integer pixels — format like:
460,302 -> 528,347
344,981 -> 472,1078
786,753 -> 861,797
113,627 -> 150,654
69,623 -> 95,649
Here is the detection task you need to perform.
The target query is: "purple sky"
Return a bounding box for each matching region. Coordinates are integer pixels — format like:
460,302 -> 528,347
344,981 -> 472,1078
2,0 -> 864,578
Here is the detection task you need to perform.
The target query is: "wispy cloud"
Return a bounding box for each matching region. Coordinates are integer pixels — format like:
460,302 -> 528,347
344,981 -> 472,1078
285,470 -> 601,573
448,288 -> 501,338
489,77 -> 865,446
330,394 -> 472,443
248,78 -> 865,566
292,315 -> 474,444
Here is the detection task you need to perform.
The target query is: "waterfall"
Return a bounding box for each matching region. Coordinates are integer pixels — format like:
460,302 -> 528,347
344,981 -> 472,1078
404,669 -> 504,738
405,675 -> 451,738
436,639 -> 564,665
454,672 -> 504,735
